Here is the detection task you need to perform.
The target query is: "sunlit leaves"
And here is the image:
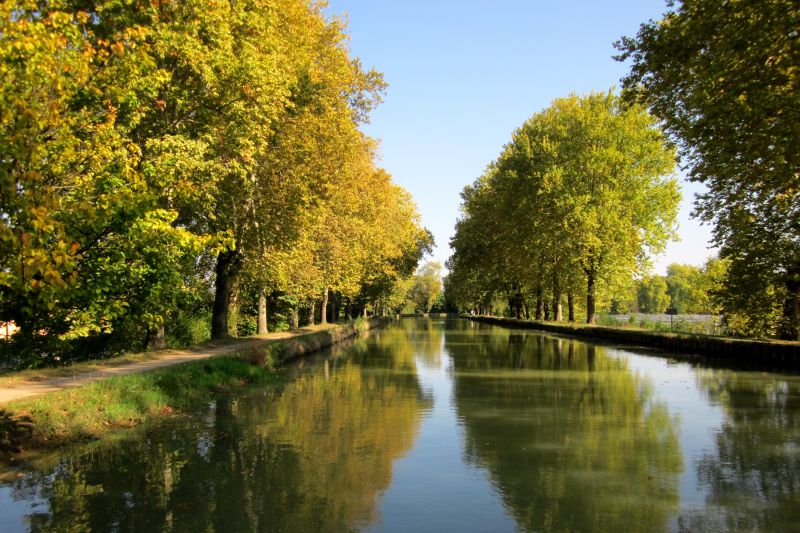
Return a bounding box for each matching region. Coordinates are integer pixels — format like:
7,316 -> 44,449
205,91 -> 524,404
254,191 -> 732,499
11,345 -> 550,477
617,0 -> 800,338
1,0 -> 421,361
447,92 -> 679,322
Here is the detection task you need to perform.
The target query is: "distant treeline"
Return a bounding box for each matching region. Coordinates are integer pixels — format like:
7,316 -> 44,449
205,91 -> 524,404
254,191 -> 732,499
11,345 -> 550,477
0,1 -> 431,367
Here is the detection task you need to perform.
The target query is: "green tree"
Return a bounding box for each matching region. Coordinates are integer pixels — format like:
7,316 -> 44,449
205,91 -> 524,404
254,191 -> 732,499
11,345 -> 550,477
0,3 -> 208,361
0,0 -> 422,365
665,263 -> 709,314
447,92 -> 680,324
410,262 -> 443,313
533,93 -> 679,322
617,0 -> 800,339
637,275 -> 670,313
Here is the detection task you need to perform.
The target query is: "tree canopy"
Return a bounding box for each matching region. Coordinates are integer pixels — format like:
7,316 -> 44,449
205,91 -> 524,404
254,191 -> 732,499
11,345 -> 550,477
0,0 -> 429,366
616,0 -> 800,339
446,91 -> 680,323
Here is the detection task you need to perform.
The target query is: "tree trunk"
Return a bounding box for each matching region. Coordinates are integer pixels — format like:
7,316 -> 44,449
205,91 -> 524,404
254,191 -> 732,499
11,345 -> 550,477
553,297 -> 563,321
523,302 -> 530,320
535,285 -> 544,320
779,267 -> 800,340
211,250 -> 241,340
290,307 -> 299,330
345,299 -> 352,321
552,275 -> 562,321
544,302 -> 550,321
308,301 -> 316,326
257,289 -> 268,335
320,287 -> 329,324
586,270 -> 596,324
145,323 -> 166,351
228,290 -> 239,337
567,291 -> 575,322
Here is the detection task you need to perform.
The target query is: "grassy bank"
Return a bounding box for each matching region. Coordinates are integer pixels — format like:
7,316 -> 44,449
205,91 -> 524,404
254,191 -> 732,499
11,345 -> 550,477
1,356 -> 282,462
468,316 -> 800,368
0,318 -> 386,465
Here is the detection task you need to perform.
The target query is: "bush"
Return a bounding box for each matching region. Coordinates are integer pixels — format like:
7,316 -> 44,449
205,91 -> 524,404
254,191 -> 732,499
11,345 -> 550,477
236,314 -> 258,337
166,311 -> 211,348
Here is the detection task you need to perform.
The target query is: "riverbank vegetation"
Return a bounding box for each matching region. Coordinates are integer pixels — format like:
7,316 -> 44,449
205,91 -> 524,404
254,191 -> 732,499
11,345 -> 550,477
0,356 -> 282,462
446,91 -> 680,326
448,0 -> 799,340
616,0 -> 799,339
0,1 -> 431,369
0,320 -> 376,462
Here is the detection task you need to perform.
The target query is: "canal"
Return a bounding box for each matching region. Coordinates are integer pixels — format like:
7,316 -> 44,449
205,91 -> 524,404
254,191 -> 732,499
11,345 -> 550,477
1,318 -> 799,531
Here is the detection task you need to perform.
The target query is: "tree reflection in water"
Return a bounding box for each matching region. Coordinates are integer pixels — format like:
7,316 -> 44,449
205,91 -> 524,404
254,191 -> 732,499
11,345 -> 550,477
5,320 -> 800,532
9,336 -> 430,532
446,323 -> 683,532
679,369 -> 800,530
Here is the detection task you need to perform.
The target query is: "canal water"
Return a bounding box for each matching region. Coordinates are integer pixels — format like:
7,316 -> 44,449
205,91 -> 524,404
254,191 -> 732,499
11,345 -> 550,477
1,318 -> 799,532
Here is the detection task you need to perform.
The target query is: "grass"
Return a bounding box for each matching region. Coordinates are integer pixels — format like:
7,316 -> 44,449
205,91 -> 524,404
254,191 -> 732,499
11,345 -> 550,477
595,314 -> 725,336
0,336 -> 250,386
0,354 -> 284,463
0,319 -> 384,464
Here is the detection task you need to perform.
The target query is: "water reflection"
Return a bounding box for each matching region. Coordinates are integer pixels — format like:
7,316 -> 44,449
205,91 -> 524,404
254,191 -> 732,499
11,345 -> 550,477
3,337 -> 430,532
446,323 -> 683,532
2,319 -> 800,532
678,370 -> 800,530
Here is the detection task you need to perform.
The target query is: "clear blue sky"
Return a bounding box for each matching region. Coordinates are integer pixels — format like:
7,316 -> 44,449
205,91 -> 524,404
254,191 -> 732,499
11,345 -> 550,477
325,0 -> 716,275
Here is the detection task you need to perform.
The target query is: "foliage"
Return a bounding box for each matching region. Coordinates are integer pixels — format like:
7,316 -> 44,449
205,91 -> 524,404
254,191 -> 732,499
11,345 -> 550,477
617,0 -> 800,339
236,315 -> 258,338
637,275 -> 670,313
447,91 -> 679,323
409,262 -> 443,313
0,0 -> 428,365
165,310 -> 211,349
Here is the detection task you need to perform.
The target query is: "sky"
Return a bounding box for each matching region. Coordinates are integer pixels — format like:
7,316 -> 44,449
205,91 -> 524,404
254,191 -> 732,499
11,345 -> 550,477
324,0 -> 717,275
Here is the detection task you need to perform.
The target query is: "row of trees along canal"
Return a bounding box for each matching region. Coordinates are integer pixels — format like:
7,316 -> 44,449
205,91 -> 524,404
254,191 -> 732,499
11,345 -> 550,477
447,0 -> 800,340
0,1 -> 432,368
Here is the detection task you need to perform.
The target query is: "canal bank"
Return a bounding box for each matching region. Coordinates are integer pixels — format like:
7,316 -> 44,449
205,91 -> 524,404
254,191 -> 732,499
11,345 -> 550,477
1,318 -> 388,465
4,318 -> 800,531
467,315 -> 800,367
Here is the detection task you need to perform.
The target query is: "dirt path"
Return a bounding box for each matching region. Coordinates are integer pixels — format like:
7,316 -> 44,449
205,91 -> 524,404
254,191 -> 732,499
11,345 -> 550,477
0,325 -> 337,405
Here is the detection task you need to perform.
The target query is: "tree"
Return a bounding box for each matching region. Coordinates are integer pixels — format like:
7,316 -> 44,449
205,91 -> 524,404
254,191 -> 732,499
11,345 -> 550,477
447,92 -> 680,324
637,275 -> 670,314
617,0 -> 800,339
665,263 -> 709,314
0,3 -> 210,361
410,262 -> 443,313
0,0 -> 423,365
534,93 -> 679,322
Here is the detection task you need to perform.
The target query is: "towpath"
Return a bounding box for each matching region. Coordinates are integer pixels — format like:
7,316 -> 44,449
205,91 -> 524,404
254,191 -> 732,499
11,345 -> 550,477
0,324 -> 338,404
